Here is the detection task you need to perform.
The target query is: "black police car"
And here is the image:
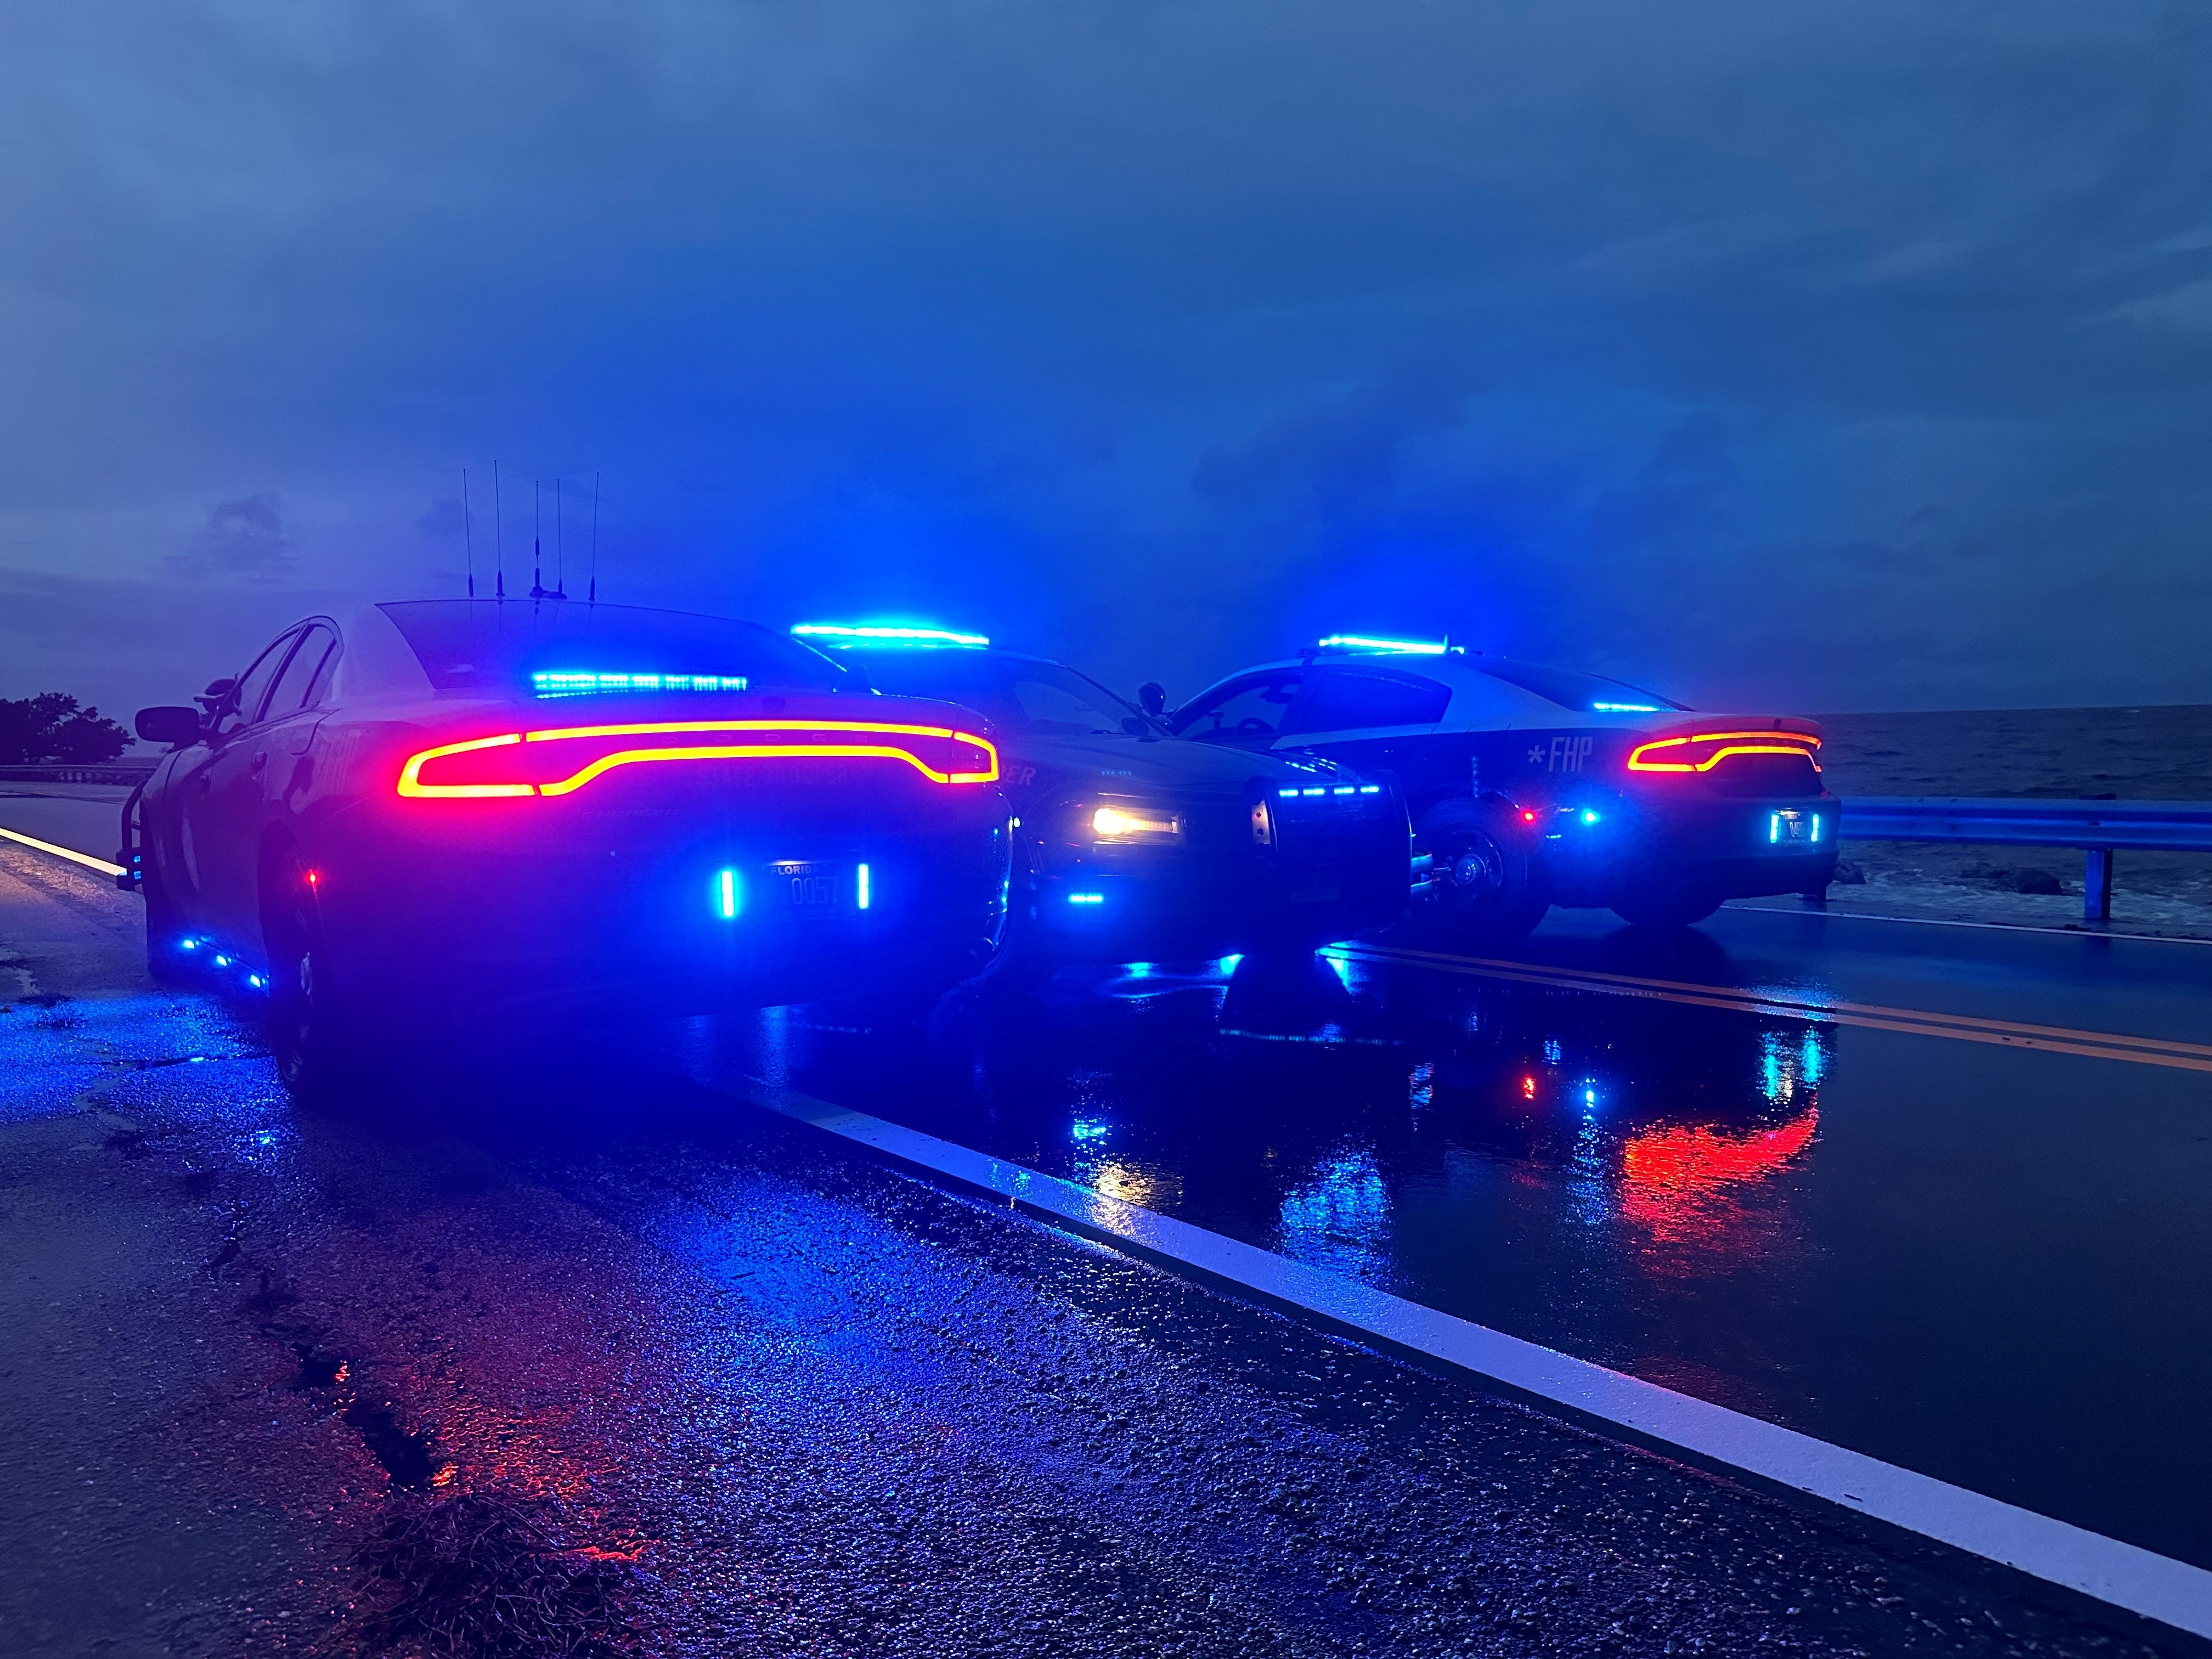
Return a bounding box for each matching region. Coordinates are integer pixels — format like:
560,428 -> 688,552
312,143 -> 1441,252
795,625 -> 1410,974
125,600 -> 1012,1092
1169,635 -> 1836,934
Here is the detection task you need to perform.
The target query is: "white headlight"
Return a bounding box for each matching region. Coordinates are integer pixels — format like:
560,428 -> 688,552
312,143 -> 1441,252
1092,804 -> 1181,841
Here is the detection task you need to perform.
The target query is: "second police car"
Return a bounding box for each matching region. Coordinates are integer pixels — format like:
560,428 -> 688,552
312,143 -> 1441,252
1169,635 -> 1836,935
795,625 -> 1411,978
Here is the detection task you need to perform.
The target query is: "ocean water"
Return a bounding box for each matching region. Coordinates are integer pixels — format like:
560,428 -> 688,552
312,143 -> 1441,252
1790,706 -> 2212,936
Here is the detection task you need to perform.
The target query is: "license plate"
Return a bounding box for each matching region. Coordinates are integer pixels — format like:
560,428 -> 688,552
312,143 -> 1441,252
1764,810 -> 1819,848
775,862 -> 851,911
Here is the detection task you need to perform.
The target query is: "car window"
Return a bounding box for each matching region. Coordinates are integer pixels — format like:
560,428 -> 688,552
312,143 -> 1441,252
263,624 -> 337,719
1173,672 -> 1305,746
219,631 -> 301,735
1284,667 -> 1451,735
377,600 -> 847,695
1478,658 -> 1686,713
858,653 -> 1140,736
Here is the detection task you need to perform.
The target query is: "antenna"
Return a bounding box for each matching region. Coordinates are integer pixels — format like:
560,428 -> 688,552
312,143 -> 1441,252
533,479 -> 543,597
493,459 -> 505,599
588,472 -> 600,604
461,469 -> 474,599
555,476 -> 565,597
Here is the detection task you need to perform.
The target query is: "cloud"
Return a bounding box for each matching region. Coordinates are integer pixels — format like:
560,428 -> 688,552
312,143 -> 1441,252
168,493 -> 296,583
1,1 -> 2210,708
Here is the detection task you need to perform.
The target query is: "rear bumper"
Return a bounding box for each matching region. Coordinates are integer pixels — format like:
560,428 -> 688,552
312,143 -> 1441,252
1542,795 -> 1840,906
317,826 -> 1008,1016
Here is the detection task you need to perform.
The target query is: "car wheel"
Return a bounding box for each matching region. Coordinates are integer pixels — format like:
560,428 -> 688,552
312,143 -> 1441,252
1611,885 -> 1723,929
261,848 -> 353,1101
1414,799 -> 1548,941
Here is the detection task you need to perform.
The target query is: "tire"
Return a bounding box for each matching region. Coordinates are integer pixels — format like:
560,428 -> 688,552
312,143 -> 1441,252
1413,798 -> 1548,941
142,851 -> 191,985
259,846 -> 354,1102
1611,885 -> 1723,929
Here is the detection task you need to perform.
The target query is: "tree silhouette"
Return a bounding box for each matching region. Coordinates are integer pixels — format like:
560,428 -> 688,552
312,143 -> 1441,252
0,693 -> 133,764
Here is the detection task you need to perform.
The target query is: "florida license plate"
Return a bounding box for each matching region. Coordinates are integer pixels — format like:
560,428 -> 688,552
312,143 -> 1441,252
1764,809 -> 1815,847
775,861 -> 851,911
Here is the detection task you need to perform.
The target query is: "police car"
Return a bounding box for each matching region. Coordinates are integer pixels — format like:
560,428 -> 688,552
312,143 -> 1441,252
124,600 -> 1011,1092
795,624 -> 1410,975
1167,635 -> 1836,934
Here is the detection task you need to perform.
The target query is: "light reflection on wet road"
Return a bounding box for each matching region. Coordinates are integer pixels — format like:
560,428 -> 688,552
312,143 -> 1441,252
708,908 -> 2212,1573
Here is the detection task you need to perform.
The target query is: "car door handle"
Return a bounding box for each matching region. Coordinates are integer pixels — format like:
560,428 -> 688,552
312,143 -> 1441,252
250,752 -> 268,774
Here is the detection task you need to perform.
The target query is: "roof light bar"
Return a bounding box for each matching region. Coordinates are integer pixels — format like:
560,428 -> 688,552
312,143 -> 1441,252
1315,634 -> 1452,656
792,623 -> 989,648
533,672 -> 750,698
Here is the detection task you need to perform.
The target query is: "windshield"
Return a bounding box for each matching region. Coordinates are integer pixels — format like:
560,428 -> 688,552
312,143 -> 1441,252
1478,658 -> 1687,713
379,601 -> 847,696
856,653 -> 1144,736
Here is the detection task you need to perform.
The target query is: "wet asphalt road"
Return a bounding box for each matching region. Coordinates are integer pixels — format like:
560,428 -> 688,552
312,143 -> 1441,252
1,831 -> 2207,1657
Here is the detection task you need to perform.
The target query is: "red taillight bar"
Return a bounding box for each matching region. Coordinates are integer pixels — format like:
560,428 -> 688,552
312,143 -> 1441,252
397,719 -> 1000,799
1625,731 -> 1822,774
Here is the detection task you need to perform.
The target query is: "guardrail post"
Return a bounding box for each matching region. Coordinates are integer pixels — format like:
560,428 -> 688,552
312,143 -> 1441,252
2084,848 -> 2114,923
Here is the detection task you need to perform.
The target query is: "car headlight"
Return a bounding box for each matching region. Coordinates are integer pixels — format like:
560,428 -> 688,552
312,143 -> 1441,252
1091,803 -> 1183,843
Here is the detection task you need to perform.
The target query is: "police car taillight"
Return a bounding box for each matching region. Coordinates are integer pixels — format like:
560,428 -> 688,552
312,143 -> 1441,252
396,719 -> 1000,799
1624,731 -> 1821,775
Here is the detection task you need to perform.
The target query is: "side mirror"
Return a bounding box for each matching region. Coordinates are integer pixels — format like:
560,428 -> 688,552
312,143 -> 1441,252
136,706 -> 204,748
1137,682 -> 1167,718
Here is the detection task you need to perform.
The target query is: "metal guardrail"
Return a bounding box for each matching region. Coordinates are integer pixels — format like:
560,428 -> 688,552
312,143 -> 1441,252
1839,797 -> 2212,923
0,761 -> 159,786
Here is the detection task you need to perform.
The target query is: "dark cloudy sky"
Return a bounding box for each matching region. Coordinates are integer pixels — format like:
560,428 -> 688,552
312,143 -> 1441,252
4,1 -> 2209,719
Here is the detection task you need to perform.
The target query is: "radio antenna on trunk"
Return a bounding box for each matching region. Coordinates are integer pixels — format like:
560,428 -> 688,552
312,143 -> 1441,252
493,459 -> 505,599
588,472 -> 600,604
555,476 -> 565,597
532,479 -> 543,597
461,469 -> 475,598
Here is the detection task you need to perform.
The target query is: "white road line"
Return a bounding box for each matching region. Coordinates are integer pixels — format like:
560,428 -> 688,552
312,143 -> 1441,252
0,825 -> 125,878
711,1070 -> 2212,1643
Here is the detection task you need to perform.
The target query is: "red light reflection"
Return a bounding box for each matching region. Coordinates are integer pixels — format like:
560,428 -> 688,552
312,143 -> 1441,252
1618,1108 -> 1818,1246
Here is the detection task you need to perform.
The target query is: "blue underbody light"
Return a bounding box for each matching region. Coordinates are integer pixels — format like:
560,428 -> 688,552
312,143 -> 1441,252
856,862 -> 871,910
178,937 -> 198,951
1358,785 -> 1381,794
1301,787 -> 1324,797
533,671 -> 749,698
1068,891 -> 1105,905
716,867 -> 741,919
1277,787 -> 1299,798
1333,786 -> 1355,795
247,973 -> 266,990
792,623 -> 989,648
1769,814 -> 1782,844
1579,809 -> 1602,826
1316,634 -> 1450,656
1216,953 -> 1244,974
213,954 -> 230,967
1811,814 -> 1824,843
1592,701 -> 1663,713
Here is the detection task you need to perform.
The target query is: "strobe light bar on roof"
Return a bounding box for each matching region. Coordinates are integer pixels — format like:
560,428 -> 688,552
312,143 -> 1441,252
792,623 -> 989,648
532,671 -> 749,698
1314,634 -> 1457,656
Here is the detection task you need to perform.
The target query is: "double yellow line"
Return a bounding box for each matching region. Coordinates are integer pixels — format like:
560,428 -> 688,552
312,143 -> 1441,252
1344,942 -> 2212,1074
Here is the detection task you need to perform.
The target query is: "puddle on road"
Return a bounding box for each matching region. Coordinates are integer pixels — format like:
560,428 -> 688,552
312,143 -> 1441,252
688,936 -> 2212,1573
